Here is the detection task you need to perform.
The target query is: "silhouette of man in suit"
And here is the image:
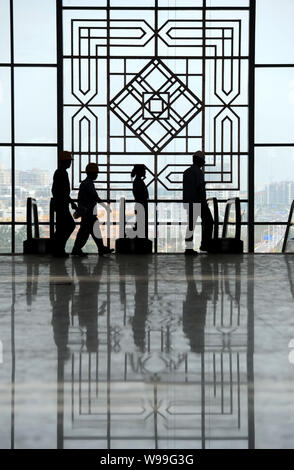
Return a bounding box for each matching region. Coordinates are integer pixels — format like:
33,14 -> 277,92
183,151 -> 213,254
72,162 -> 114,256
51,151 -> 77,257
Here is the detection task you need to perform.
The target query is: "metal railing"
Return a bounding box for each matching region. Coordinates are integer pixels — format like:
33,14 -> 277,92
26,198 -> 40,240
207,197 -> 219,239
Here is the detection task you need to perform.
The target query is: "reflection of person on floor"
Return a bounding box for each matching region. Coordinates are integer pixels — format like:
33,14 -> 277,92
50,260 -> 74,358
131,164 -> 149,238
183,257 -> 213,353
183,151 -> 213,255
72,163 -> 114,257
132,260 -> 149,352
51,151 -> 77,257
72,258 -> 105,352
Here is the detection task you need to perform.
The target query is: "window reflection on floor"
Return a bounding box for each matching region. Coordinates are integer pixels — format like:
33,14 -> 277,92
47,255 -> 254,449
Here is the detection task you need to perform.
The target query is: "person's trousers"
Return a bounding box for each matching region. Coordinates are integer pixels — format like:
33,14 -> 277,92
185,202 -> 213,249
53,206 -> 75,254
73,215 -> 105,252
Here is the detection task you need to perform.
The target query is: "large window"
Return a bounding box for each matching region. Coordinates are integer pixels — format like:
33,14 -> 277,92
0,0 -> 293,253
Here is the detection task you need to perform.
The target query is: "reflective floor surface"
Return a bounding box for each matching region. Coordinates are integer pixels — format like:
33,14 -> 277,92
0,254 -> 294,449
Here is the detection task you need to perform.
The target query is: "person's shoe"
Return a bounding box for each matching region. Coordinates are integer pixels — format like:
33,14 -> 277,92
71,249 -> 88,257
99,247 -> 114,256
184,249 -> 198,256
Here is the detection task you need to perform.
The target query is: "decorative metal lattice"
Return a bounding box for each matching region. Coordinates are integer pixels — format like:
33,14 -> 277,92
63,1 -> 249,200
110,58 -> 203,153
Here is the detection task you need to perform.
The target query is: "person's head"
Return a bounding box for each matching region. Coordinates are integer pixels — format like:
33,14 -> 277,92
193,150 -> 205,168
58,150 -> 73,169
85,162 -> 99,180
131,164 -> 146,179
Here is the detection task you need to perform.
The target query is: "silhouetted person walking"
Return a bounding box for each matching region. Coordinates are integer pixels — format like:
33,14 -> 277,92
131,164 -> 149,238
183,151 -> 213,255
72,162 -> 113,256
51,151 -> 77,257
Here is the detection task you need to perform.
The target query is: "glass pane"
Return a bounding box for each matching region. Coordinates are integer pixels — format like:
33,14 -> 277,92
158,224 -> 191,253
0,67 -> 11,143
0,225 -> 11,253
0,147 -> 11,222
13,0 -> 56,64
0,0 -> 10,63
14,224 -> 49,252
14,67 -> 57,143
255,68 -> 294,144
256,0 -> 294,64
15,224 -> 30,253
17,225 -> 51,252
15,146 -> 57,222
255,225 -> 286,253
255,147 -> 294,223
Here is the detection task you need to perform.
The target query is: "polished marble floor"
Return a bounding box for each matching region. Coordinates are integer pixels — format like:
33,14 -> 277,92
0,254 -> 294,449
